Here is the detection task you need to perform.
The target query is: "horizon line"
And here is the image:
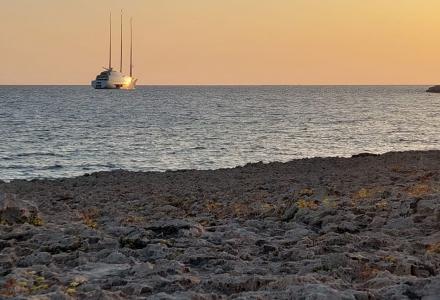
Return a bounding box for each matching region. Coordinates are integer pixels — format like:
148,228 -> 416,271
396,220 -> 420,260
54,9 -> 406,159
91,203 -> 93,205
0,84 -> 435,87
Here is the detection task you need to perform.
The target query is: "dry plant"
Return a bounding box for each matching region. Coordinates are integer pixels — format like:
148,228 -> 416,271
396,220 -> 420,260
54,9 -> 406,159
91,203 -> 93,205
297,199 -> 319,210
406,183 -> 431,197
121,215 -> 146,225
354,188 -> 373,200
426,242 -> 440,254
359,264 -> 380,281
80,208 -> 100,229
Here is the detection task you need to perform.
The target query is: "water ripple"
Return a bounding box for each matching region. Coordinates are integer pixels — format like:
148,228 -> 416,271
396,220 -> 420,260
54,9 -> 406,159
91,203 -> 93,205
0,85 -> 439,180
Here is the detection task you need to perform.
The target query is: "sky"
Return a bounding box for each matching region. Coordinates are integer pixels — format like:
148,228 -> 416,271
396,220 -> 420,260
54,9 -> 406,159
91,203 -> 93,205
1,0 -> 440,85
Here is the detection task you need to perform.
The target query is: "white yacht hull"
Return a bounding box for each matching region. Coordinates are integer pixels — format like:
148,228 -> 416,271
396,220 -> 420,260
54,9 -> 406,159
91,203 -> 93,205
91,78 -> 137,90
91,69 -> 137,90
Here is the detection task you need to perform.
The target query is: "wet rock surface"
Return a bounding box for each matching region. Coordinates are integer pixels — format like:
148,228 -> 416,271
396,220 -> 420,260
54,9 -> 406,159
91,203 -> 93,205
0,150 -> 439,299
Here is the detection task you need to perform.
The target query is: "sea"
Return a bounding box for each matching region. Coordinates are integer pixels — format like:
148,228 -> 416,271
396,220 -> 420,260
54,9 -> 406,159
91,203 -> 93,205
1,85 -> 439,181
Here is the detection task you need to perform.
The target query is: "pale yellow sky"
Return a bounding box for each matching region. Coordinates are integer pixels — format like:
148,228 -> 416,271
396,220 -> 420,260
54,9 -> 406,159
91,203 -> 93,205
1,0 -> 440,85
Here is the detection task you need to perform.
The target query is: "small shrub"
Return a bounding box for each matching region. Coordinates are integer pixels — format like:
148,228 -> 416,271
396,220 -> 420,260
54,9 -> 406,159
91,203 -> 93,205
355,188 -> 372,199
0,275 -> 50,297
427,242 -> 440,254
359,264 -> 379,280
0,278 -> 18,297
232,203 -> 248,217
80,208 -> 99,229
406,183 -> 431,197
322,197 -> 338,208
205,201 -> 222,212
384,255 -> 397,263
66,287 -> 76,295
28,215 -> 44,226
66,279 -> 84,296
29,276 -> 49,293
297,199 -> 319,210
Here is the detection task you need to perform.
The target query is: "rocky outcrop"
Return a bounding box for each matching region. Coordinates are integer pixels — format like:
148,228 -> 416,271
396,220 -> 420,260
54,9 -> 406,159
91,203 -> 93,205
0,150 -> 440,299
426,85 -> 440,93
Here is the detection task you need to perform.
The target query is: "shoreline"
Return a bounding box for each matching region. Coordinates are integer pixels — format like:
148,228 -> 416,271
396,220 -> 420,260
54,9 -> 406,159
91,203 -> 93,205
1,150 -> 437,183
1,150 -> 440,298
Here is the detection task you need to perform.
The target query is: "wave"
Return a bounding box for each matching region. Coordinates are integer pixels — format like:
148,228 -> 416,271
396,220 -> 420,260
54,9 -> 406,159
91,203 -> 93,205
79,163 -> 118,170
0,163 -> 64,170
41,164 -> 63,170
1,152 -> 63,161
15,152 -> 63,158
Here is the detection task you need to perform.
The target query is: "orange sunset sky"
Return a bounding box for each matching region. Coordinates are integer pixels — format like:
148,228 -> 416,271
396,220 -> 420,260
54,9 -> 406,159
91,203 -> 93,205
1,0 -> 440,85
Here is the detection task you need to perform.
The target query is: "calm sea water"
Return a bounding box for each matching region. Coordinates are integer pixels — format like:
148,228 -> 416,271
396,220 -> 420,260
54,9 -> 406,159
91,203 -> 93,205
0,85 -> 439,180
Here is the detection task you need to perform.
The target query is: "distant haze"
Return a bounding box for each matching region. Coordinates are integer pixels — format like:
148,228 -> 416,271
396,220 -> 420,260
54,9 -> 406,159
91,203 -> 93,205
1,0 -> 440,85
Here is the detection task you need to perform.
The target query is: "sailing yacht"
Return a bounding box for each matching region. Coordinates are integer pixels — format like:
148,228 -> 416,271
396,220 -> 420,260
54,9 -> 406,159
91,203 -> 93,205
92,11 -> 137,89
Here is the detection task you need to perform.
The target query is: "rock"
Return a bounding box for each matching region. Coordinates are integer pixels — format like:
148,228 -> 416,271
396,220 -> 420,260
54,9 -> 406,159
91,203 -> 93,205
282,204 -> 299,221
426,85 -> 440,93
0,240 -> 10,251
17,251 -> 52,267
130,262 -> 155,278
39,234 -> 83,254
1,151 -> 440,298
119,228 -> 150,249
234,283 -> 357,299
370,216 -> 387,228
352,153 -> 379,158
419,277 -> 440,299
181,223 -> 205,238
417,199 -> 440,215
138,244 -> 170,261
284,225 -> 313,243
0,192 -> 42,226
73,263 -> 131,281
377,282 -> 422,299
103,251 -> 131,264
76,289 -> 124,300
146,220 -> 192,237
202,275 -> 275,296
363,271 -> 399,289
0,255 -> 13,276
288,284 -> 357,300
384,217 -> 415,230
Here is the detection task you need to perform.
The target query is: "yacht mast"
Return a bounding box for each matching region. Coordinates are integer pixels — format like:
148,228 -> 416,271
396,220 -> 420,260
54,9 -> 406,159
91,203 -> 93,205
109,12 -> 112,69
130,18 -> 133,77
120,10 -> 123,73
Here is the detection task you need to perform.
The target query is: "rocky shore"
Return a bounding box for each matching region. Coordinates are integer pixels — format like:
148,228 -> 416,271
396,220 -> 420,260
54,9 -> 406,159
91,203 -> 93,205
426,85 -> 440,93
1,151 -> 440,299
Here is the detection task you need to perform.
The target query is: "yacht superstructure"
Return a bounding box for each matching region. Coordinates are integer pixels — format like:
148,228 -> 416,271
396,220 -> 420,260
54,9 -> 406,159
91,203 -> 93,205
92,11 -> 137,89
